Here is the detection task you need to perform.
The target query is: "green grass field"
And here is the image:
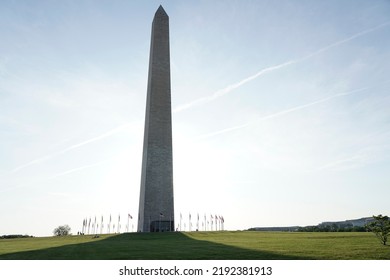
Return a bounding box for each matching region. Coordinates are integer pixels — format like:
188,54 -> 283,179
0,231 -> 389,260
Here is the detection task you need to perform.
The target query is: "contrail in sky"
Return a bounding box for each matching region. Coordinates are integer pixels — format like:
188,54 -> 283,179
2,160 -> 109,194
199,86 -> 371,139
316,143 -> 390,172
173,60 -> 296,112
299,20 -> 390,61
48,160 -> 108,180
11,123 -> 132,173
10,21 -> 390,172
174,20 -> 390,113
316,154 -> 366,171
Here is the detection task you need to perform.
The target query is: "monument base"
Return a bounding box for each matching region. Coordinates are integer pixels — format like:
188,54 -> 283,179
150,220 -> 174,232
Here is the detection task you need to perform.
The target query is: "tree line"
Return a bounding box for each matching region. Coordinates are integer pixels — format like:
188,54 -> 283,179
297,224 -> 367,232
0,235 -> 34,239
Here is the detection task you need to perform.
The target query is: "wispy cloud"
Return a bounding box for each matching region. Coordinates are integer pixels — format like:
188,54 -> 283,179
48,160 -> 107,180
199,86 -> 370,139
174,20 -> 390,113
300,20 -> 390,61
316,142 -> 390,172
11,123 -> 132,173
315,128 -> 390,172
173,60 -> 296,113
316,154 -> 367,171
1,159 -> 109,194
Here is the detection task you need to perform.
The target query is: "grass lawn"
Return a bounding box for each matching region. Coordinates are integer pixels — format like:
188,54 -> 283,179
0,231 -> 389,260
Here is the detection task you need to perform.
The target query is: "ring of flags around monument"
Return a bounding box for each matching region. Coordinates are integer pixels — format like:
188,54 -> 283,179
81,213 -> 135,235
80,212 -> 224,234
177,213 -> 225,232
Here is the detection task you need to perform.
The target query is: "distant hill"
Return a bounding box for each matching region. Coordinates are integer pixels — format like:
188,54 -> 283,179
249,217 -> 374,232
318,217 -> 374,228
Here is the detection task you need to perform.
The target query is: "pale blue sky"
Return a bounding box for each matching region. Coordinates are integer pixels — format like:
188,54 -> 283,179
1,0 -> 389,236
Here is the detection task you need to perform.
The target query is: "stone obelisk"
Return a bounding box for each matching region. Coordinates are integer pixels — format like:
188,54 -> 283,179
137,6 -> 174,232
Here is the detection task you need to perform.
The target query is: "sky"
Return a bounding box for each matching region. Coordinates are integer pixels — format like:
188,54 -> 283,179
1,0 -> 390,237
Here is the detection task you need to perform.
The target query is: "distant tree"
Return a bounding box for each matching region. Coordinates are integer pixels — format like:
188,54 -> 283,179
366,215 -> 390,245
331,223 -> 338,232
351,226 -> 365,232
53,225 -> 71,236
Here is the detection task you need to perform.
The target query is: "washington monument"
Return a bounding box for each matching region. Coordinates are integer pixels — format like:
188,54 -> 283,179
137,6 -> 174,232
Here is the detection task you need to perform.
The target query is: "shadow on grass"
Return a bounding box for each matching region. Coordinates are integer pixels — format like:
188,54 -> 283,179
0,232 -> 311,260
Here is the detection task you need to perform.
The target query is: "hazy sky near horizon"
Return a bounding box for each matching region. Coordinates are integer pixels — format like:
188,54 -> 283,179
1,0 -> 390,236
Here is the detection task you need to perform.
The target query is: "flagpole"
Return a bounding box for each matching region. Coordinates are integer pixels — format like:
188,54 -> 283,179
108,214 -> 111,234
101,216 -> 103,234
117,214 -> 120,234
159,213 -> 162,232
127,214 -> 133,232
